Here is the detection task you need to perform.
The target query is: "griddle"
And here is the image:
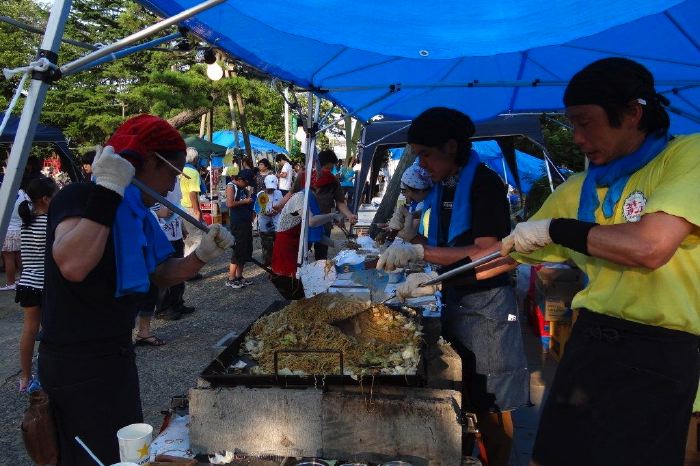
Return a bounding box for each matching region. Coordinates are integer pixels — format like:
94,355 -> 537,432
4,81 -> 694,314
200,300 -> 426,389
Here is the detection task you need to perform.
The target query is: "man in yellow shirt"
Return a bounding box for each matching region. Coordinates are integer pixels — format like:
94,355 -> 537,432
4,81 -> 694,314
181,147 -> 203,256
501,58 -> 700,466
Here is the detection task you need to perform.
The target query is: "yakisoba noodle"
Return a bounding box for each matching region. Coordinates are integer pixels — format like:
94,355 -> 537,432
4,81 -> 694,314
243,294 -> 422,377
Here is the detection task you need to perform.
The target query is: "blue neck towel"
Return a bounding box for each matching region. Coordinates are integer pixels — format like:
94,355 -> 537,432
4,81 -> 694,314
113,185 -> 174,297
578,133 -> 669,222
425,150 -> 480,246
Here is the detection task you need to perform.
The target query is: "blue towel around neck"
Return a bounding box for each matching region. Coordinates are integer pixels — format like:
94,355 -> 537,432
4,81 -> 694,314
113,184 -> 174,297
426,150 -> 481,246
578,133 -> 669,222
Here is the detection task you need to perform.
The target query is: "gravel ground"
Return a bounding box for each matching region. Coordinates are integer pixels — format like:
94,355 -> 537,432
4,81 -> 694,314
0,234 -> 291,465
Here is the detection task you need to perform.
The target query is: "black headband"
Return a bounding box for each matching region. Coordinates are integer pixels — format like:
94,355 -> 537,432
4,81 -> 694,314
564,57 -> 659,108
407,107 -> 475,147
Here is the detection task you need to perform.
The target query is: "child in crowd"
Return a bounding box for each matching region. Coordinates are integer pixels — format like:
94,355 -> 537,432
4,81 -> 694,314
386,162 -> 433,242
254,174 -> 283,266
226,169 -> 256,289
15,177 -> 58,391
1,187 -> 28,291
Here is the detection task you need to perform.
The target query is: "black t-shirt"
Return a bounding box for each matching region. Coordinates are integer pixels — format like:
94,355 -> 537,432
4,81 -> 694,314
41,183 -> 138,348
438,164 -> 511,293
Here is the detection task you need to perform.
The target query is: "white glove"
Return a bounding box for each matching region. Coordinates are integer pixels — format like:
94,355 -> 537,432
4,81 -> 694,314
376,242 -> 424,271
397,213 -> 419,242
501,219 -> 552,255
396,272 -> 440,302
92,145 -> 135,197
194,224 -> 235,263
387,205 -> 408,231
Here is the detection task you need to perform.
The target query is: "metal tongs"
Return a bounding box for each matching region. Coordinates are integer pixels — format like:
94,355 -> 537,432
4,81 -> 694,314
419,250 -> 504,286
336,220 -> 357,240
378,250 -> 504,304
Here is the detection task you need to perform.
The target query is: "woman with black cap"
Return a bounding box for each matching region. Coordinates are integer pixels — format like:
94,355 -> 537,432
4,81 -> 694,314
501,57 -> 700,465
377,107 -> 529,466
38,114 -> 235,466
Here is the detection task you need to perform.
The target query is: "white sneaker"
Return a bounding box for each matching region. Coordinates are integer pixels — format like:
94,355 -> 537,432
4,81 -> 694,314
225,279 -> 244,289
0,283 -> 16,291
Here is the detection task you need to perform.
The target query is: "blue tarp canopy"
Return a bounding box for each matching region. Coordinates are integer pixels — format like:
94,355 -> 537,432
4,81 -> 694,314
0,112 -> 82,182
388,140 -> 552,194
212,130 -> 288,155
136,0 -> 700,134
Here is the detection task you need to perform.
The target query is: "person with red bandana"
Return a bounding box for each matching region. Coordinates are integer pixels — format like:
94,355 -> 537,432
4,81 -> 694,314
38,115 -> 234,466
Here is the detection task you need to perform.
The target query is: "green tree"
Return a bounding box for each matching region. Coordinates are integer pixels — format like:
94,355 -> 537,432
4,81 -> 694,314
1,0 -> 290,156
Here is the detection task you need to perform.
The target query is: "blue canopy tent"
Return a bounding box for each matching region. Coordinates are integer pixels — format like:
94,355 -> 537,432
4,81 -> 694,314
388,141 -> 552,194
136,0 -> 700,134
0,112 -> 82,182
212,130 -> 288,158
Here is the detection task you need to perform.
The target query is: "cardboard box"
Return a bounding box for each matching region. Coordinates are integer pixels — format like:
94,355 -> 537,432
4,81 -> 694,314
543,298 -> 573,321
549,319 -> 572,362
536,265 -> 585,314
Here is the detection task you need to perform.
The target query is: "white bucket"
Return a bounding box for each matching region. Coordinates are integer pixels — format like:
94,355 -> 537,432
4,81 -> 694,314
116,423 -> 153,465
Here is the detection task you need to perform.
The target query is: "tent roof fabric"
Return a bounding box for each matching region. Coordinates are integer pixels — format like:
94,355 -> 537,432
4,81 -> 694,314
0,112 -> 82,181
0,112 -> 69,144
184,136 -> 228,157
137,0 -> 700,134
212,130 -> 288,154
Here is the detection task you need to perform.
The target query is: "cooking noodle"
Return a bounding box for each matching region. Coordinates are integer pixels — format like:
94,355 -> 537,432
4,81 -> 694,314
242,294 -> 422,377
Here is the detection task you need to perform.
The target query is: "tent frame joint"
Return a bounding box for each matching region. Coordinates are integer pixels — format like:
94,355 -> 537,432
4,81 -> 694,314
32,49 -> 61,83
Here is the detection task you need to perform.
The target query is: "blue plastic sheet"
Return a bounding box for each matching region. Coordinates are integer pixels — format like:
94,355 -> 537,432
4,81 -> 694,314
212,130 -> 288,154
389,141 -> 553,193
136,0 -> 700,134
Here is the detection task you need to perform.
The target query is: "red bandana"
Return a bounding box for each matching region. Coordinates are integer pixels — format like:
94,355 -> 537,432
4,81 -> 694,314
105,114 -> 185,167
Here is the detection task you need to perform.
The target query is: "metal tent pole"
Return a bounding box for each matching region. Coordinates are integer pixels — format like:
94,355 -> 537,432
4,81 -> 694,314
297,92 -> 317,275
0,0 -> 72,247
66,32 -> 181,77
284,88 -> 290,152
60,0 -> 224,76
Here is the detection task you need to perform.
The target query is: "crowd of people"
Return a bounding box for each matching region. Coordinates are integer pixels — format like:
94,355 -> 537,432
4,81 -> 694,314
0,57 -> 698,466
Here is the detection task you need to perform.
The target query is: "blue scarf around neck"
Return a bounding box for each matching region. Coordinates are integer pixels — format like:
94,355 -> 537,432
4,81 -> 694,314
425,150 -> 480,246
113,185 -> 173,297
578,133 -> 669,222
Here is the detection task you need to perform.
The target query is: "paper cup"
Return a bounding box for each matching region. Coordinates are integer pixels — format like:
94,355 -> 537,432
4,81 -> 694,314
116,423 -> 153,465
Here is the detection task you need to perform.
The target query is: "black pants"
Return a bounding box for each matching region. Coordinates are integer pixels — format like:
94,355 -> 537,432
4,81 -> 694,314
533,310 -> 700,466
157,238 -> 185,312
259,231 -> 276,266
38,341 -> 142,466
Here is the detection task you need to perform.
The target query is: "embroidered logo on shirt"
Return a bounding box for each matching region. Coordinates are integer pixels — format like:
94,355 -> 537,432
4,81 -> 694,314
622,190 -> 647,223
442,201 -> 453,210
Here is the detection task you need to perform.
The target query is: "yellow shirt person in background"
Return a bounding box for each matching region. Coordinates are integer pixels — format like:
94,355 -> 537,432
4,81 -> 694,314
180,147 -> 203,256
499,58 -> 700,466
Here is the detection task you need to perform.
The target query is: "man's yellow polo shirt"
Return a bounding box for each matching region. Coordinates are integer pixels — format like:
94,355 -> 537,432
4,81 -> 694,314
516,134 -> 700,335
180,166 -> 201,209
